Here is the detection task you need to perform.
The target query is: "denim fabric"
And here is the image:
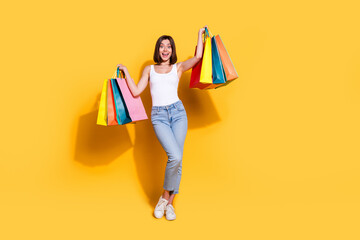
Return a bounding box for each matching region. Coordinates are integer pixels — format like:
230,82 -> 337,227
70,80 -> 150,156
151,100 -> 188,194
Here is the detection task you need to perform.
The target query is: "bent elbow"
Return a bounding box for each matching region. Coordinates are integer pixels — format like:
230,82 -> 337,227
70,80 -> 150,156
132,91 -> 140,98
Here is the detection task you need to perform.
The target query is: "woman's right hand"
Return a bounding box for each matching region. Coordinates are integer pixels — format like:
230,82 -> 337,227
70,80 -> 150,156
117,64 -> 128,73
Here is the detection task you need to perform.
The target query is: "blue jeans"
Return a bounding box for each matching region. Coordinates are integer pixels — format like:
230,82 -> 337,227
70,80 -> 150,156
151,100 -> 188,195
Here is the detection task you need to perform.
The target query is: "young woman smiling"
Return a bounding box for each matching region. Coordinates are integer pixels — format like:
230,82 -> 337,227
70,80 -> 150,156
117,25 -> 207,220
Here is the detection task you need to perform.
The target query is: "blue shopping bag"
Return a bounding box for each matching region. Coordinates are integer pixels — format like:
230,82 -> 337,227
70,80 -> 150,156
110,78 -> 132,125
211,36 -> 227,85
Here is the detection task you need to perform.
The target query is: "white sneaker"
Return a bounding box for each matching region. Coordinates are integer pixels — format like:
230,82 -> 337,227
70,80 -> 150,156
165,204 -> 176,221
154,196 -> 168,219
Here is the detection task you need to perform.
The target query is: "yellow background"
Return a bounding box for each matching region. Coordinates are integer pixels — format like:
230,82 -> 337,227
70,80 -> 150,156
1,0 -> 360,239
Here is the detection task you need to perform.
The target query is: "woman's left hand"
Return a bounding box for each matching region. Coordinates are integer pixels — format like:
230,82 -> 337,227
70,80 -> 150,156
198,25 -> 208,36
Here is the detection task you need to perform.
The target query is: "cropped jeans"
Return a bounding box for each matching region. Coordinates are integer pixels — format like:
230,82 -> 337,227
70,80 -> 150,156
151,100 -> 188,194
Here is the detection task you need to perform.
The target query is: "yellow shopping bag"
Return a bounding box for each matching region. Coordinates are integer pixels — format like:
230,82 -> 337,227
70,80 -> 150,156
96,79 -> 108,126
199,28 -> 213,84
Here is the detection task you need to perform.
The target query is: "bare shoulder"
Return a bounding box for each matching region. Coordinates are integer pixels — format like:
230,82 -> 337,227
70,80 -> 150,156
144,65 -> 151,71
176,62 -> 183,71
143,65 -> 151,75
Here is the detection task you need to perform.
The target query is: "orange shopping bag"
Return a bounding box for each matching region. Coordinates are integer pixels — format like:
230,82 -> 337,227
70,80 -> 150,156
215,34 -> 238,81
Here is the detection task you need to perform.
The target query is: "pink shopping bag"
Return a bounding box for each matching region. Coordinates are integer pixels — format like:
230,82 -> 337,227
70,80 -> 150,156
116,69 -> 148,122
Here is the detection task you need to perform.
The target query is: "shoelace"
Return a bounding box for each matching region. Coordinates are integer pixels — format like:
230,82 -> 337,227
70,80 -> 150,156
156,199 -> 168,211
166,204 -> 175,213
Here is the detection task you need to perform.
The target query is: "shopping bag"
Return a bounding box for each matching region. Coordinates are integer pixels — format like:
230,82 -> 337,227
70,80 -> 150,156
211,36 -> 227,85
96,79 -> 108,126
199,28 -> 223,89
215,34 -> 238,81
189,27 -> 238,90
107,79 -> 118,125
110,78 -> 132,125
199,28 -> 213,85
189,45 -> 211,89
116,69 -> 148,122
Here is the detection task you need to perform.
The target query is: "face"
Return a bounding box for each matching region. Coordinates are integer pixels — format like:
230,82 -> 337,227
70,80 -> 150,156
159,39 -> 172,62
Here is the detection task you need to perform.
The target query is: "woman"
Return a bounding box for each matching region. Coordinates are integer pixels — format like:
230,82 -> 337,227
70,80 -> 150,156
117,25 -> 207,220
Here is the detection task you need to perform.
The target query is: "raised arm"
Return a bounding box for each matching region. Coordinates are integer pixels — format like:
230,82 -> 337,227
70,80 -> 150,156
117,64 -> 150,97
178,25 -> 207,73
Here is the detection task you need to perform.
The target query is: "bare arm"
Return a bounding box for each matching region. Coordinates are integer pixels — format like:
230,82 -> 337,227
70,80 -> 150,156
178,26 -> 207,73
117,64 -> 150,97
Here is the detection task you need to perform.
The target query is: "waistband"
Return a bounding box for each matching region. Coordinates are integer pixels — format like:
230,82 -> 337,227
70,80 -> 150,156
152,100 -> 183,110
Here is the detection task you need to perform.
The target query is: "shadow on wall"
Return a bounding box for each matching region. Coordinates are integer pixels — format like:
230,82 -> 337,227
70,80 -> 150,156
133,59 -> 221,207
178,67 -> 221,129
73,95 -> 133,166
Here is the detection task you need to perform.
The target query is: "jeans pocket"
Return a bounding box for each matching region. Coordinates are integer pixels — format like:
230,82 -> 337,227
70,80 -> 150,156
151,109 -> 158,116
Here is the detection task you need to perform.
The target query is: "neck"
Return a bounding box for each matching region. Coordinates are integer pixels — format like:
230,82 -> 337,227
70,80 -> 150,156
160,60 -> 171,65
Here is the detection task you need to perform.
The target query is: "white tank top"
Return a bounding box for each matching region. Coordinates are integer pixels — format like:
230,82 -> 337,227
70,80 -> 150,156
149,63 -> 180,106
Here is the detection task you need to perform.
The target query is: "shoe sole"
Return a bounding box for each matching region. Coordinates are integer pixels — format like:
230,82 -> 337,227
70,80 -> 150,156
154,213 -> 164,219
165,213 -> 176,221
